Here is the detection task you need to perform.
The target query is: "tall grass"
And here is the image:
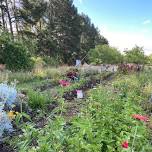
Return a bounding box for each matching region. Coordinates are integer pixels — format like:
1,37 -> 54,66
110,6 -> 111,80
27,89 -> 51,109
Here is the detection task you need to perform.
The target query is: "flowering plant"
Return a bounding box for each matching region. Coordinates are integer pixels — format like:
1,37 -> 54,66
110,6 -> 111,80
132,114 -> 149,122
59,80 -> 70,87
0,82 -> 17,140
0,111 -> 13,140
122,141 -> 129,149
0,82 -> 17,109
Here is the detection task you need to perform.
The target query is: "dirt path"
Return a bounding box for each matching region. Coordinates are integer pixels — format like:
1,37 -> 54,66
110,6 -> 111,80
63,73 -> 115,120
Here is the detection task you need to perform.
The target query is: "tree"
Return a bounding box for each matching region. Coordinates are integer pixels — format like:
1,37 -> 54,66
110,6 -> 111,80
124,46 -> 146,64
53,0 -> 81,63
19,0 -> 47,37
0,0 -> 109,66
89,45 -> 123,64
79,14 -> 108,61
5,0 -> 14,37
0,0 -> 6,29
147,54 -> 152,65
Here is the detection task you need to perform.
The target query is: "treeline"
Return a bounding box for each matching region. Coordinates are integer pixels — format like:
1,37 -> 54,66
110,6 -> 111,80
89,45 -> 152,65
0,0 -> 108,70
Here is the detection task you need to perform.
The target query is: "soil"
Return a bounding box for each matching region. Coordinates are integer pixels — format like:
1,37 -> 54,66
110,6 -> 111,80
63,73 -> 115,119
34,117 -> 47,128
63,101 -> 81,119
63,79 -> 101,101
0,143 -> 15,152
47,101 -> 58,111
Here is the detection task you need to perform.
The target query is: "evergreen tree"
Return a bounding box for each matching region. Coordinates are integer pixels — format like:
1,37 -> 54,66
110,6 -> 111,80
0,0 -> 108,65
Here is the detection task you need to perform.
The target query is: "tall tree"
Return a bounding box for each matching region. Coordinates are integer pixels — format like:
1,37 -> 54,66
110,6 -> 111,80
0,0 -> 6,29
125,46 -> 146,64
5,0 -> 14,37
79,14 -> 108,60
19,0 -> 47,37
0,0 -> 109,65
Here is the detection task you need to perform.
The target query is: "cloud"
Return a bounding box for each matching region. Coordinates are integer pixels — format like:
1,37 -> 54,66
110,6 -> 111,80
78,0 -> 84,4
143,19 -> 151,25
100,26 -> 152,55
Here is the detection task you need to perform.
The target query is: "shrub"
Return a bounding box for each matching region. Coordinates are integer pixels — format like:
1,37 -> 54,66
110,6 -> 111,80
124,46 -> 146,64
0,33 -> 34,71
0,82 -> 17,108
88,45 -> 123,64
43,56 -> 62,67
3,42 -> 33,71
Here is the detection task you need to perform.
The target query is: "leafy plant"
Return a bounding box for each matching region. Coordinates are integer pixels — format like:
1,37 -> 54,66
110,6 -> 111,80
124,46 -> 146,64
0,34 -> 34,71
0,82 -> 17,139
88,45 -> 123,64
27,90 -> 50,109
63,74 -> 152,151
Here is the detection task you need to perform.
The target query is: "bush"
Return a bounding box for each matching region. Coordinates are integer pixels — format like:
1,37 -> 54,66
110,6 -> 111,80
0,33 -> 34,71
124,46 -> 146,64
0,82 -> 17,107
88,45 -> 123,64
43,56 -> 62,67
0,82 -> 18,139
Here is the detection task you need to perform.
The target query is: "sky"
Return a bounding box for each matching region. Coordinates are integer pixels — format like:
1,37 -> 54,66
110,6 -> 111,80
73,0 -> 152,55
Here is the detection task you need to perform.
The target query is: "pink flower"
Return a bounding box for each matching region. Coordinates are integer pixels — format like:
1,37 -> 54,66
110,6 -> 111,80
132,114 -> 149,122
121,141 -> 129,149
59,80 -> 70,87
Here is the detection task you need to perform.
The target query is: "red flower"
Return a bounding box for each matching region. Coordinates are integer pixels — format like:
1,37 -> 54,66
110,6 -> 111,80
132,114 -> 149,122
121,141 -> 129,149
59,80 -> 70,87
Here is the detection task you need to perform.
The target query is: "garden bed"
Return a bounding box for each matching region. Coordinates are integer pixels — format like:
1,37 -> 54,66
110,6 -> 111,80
1,69 -> 152,152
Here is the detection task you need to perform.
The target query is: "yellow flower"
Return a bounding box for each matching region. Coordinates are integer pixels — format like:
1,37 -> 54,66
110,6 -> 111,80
8,111 -> 16,120
15,112 -> 19,115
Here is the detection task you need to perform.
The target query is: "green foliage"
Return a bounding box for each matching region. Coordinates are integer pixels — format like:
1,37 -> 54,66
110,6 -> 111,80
15,0 -> 109,64
13,117 -> 66,152
124,46 -> 146,64
79,14 -> 108,62
0,0 -> 109,65
43,56 -> 62,67
0,33 -> 34,71
7,72 -> 34,83
64,74 -> 152,152
147,54 -> 152,65
9,70 -> 152,152
19,0 -> 47,26
89,45 -> 123,64
27,89 -> 50,109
